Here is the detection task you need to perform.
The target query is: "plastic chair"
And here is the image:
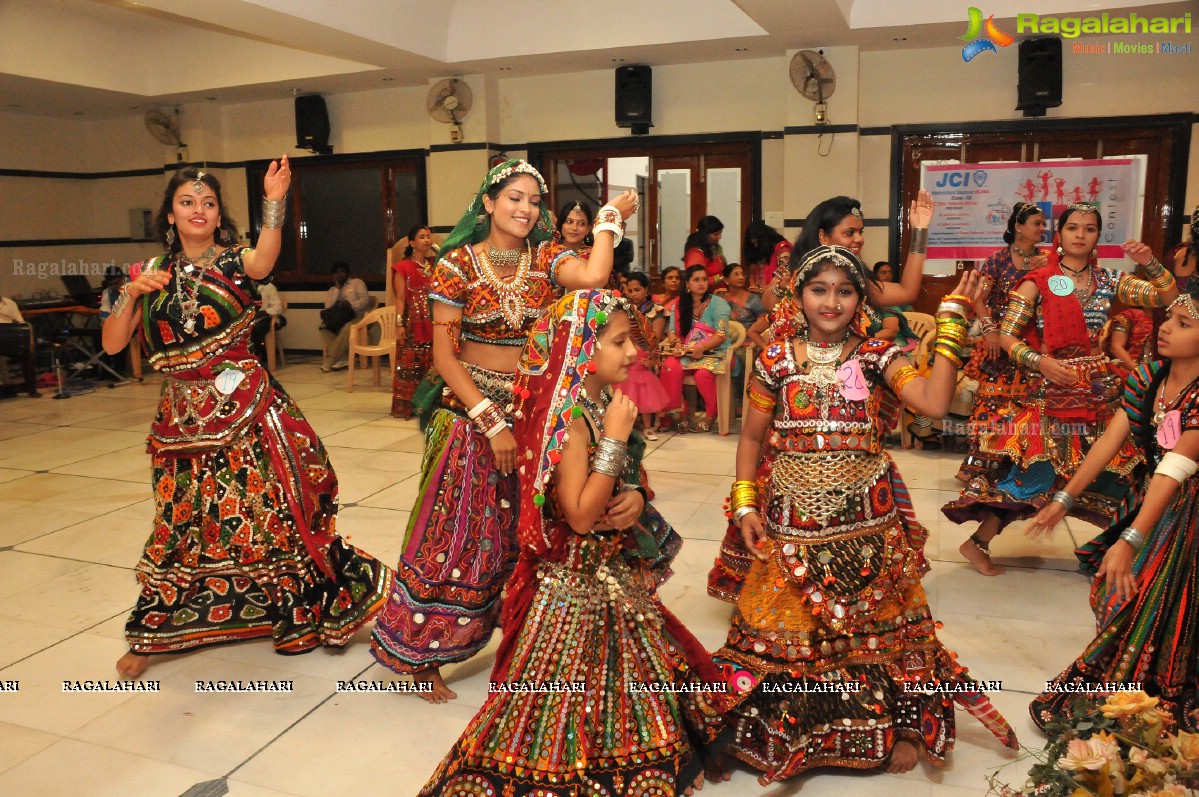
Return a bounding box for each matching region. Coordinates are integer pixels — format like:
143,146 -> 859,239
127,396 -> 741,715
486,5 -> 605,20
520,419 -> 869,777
265,299 -> 288,372
682,320 -> 746,436
347,306 -> 397,392
898,311 -> 936,449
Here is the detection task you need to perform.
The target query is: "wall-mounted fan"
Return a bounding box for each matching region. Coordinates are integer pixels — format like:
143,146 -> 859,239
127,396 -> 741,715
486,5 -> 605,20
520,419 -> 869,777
144,109 -> 184,146
144,109 -> 188,161
789,50 -> 836,124
426,78 -> 473,141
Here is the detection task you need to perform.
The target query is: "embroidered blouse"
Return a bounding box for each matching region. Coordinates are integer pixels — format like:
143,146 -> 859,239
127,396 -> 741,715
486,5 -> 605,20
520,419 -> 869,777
429,241 -> 574,347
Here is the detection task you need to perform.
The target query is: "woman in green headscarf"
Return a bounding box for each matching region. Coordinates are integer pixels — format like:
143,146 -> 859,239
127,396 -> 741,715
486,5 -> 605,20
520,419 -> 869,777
370,160 -> 637,702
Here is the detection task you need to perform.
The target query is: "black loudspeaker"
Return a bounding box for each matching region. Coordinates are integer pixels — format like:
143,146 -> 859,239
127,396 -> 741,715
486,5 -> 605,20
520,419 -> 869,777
295,95 -> 332,154
1016,38 -> 1063,117
615,65 -> 653,135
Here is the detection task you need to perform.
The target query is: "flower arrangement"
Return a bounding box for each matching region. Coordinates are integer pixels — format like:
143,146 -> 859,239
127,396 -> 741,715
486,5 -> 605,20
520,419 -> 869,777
990,692 -> 1199,797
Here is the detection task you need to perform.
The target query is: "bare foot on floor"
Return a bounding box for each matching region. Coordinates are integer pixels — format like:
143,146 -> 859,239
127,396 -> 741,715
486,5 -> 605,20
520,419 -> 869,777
684,771 -> 704,795
704,754 -> 731,785
115,651 -> 150,679
413,667 -> 457,703
960,538 -> 1005,576
886,740 -> 920,774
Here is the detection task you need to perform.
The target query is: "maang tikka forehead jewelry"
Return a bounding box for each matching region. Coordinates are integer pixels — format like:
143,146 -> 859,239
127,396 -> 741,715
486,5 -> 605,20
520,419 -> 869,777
191,172 -> 207,194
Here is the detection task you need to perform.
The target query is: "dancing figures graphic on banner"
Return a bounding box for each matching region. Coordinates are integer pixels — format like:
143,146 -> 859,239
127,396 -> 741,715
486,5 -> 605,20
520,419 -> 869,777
925,158 -> 1140,260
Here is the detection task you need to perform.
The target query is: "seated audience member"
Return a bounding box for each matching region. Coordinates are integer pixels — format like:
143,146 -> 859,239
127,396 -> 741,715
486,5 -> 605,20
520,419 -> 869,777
0,295 -> 39,397
319,261 -> 371,372
98,267 -> 138,379
250,275 -> 287,367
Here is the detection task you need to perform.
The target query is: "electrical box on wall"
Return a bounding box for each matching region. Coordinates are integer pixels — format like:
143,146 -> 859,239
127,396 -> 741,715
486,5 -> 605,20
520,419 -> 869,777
129,209 -> 154,241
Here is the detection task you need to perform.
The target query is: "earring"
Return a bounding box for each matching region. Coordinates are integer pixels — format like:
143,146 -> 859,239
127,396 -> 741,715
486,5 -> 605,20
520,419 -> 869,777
475,212 -> 486,229
165,226 -> 176,248
217,228 -> 234,245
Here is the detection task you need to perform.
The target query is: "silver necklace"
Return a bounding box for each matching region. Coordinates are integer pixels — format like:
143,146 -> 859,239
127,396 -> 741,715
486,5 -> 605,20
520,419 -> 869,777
799,333 -> 849,420
1012,243 -> 1037,260
174,246 -> 218,334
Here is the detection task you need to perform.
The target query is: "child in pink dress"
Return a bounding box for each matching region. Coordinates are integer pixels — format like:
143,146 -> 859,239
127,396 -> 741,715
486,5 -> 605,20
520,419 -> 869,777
622,272 -> 670,439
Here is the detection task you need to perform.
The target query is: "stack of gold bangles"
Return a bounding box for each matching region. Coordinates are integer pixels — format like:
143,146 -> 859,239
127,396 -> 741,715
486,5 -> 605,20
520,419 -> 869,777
727,479 -> 759,526
933,293 -> 973,367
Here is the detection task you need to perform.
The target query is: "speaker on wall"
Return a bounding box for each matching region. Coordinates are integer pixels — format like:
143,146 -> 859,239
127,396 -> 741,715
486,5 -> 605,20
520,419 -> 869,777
1016,38 -> 1062,117
615,65 -> 653,135
295,95 -> 333,154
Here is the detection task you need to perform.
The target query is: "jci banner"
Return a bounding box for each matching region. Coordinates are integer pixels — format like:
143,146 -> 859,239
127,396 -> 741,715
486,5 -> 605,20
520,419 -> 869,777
924,159 -> 1140,260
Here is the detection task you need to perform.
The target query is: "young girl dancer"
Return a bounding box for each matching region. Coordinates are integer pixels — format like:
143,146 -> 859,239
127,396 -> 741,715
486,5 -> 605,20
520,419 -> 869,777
710,246 -> 1017,782
418,290 -> 723,796
1028,285 -> 1199,729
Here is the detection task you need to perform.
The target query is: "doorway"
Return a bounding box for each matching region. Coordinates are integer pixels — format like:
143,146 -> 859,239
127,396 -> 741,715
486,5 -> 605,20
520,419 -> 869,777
535,139 -> 757,279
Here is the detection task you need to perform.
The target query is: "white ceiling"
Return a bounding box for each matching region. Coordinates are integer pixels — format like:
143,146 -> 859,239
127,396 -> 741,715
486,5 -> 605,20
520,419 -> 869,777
0,0 -> 1190,117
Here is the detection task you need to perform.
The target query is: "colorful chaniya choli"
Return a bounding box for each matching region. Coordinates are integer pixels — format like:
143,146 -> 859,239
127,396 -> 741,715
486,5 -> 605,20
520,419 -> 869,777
974,265 -> 1168,529
1034,363 -> 1199,729
390,256 -> 434,419
127,246 -> 392,655
419,289 -> 725,797
707,338 -> 1017,782
371,241 -> 576,675
942,247 -> 1035,526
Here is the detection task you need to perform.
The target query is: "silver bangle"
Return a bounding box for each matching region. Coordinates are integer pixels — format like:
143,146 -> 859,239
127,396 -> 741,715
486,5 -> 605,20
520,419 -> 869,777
261,197 -> 286,229
110,289 -> 134,319
483,420 -> 508,439
593,436 -> 628,478
1119,527 -> 1145,551
1050,491 -> 1075,511
732,506 -> 759,525
910,227 -> 929,255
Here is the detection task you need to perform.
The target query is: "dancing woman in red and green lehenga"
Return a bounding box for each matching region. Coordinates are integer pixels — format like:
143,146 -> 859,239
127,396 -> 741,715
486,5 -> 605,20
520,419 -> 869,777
103,165 -> 392,677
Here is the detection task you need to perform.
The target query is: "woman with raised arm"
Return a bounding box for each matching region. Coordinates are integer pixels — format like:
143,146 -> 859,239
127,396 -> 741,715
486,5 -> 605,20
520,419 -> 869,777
369,160 -> 637,702
103,163 -> 392,678
953,203 -> 1176,574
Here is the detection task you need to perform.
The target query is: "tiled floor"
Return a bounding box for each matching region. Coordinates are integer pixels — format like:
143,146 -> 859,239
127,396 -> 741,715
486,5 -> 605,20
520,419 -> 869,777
0,361 -> 1102,796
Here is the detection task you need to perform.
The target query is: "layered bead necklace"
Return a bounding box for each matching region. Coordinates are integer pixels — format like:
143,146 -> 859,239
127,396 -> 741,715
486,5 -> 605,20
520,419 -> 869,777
477,243 -> 532,330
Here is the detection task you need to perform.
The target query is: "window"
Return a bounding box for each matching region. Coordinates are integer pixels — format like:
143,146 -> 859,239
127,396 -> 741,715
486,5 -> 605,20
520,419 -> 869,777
246,152 -> 426,287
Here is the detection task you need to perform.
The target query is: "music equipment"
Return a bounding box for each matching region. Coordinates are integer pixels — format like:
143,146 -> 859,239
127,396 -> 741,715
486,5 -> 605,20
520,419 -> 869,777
14,296 -> 75,312
295,95 -> 332,154
615,65 -> 653,135
0,323 -> 32,359
60,275 -> 102,309
1016,38 -> 1063,117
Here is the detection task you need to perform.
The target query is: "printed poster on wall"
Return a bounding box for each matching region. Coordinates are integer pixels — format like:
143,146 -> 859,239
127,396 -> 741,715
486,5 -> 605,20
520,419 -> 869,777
923,159 -> 1140,260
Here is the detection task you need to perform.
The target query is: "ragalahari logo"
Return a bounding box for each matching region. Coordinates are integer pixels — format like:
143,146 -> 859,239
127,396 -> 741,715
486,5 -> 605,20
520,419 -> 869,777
960,7 -> 1015,62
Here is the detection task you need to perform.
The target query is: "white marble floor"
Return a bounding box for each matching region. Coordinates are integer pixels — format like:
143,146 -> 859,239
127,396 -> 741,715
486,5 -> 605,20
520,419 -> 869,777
0,361 -> 1102,796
